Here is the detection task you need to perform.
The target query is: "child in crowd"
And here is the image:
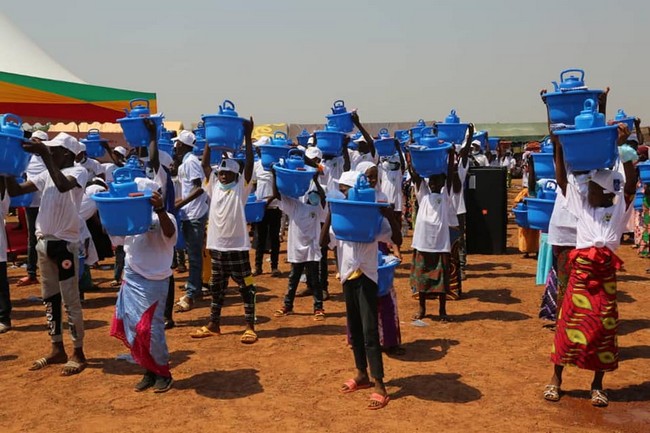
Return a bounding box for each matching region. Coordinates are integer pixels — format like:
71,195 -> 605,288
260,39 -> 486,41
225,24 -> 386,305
191,118 -> 258,344
408,146 -> 456,321
272,169 -> 327,320
111,181 -> 177,393
322,170 -> 402,410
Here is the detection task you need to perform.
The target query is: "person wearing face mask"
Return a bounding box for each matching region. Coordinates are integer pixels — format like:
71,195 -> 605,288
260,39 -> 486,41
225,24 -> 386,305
190,118 -> 258,344
271,168 -> 327,320
469,141 -> 489,167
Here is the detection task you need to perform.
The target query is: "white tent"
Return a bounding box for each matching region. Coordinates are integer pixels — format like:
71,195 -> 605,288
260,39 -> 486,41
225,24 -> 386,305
0,13 -> 84,83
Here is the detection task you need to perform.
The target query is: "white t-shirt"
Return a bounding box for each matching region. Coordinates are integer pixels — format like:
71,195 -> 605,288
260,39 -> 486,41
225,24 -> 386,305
124,212 -> 177,280
500,156 -> 515,170
378,158 -> 403,212
547,183 -> 578,247
412,182 -> 452,253
565,182 -> 627,251
0,191 -> 10,262
349,149 -> 379,170
330,218 -> 392,284
450,159 -> 469,216
102,163 -> 117,183
26,155 -> 46,207
178,153 -> 208,221
206,172 -> 253,251
253,160 -> 278,209
77,158 -> 104,178
472,153 -> 489,167
79,183 -> 106,221
322,156 -> 345,192
279,197 -> 325,263
32,166 -> 88,243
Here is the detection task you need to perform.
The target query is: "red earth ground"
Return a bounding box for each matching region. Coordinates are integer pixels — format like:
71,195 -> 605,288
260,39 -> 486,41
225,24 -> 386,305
1,181 -> 649,433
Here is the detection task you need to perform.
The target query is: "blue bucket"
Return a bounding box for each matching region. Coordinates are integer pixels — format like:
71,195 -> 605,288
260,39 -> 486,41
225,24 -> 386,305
325,100 -> 354,133
408,143 -> 452,177
531,153 -> 555,180
437,123 -> 469,144
377,256 -> 399,297
512,202 -> 529,228
374,137 -> 396,157
245,197 -> 266,223
112,157 -> 146,183
117,99 -> 164,148
80,128 -> 106,158
202,100 -> 246,151
9,177 -> 34,207
634,189 -> 644,211
315,128 -> 346,157
409,119 -> 427,142
488,137 -> 500,151
554,125 -> 618,172
544,89 -> 603,125
274,163 -> 317,199
328,198 -> 389,243
637,161 -> 650,184
259,144 -> 290,171
0,114 -> 30,177
92,190 -> 153,236
526,198 -> 554,232
296,129 -> 311,146
612,108 -> 634,131
158,129 -> 174,155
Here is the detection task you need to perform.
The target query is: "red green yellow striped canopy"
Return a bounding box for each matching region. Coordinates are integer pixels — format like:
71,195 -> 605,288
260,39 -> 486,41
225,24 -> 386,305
0,71 -> 156,124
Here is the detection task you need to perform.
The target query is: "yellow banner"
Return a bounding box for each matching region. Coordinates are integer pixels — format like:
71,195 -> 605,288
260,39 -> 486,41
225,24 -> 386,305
253,123 -> 287,141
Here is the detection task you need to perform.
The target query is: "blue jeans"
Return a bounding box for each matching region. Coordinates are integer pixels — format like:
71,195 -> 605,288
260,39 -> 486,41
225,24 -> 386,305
181,214 -> 207,300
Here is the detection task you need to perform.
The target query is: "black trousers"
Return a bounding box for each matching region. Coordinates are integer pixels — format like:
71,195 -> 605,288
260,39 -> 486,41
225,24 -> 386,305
254,208 -> 281,270
0,262 -> 11,326
164,273 -> 175,322
284,261 -> 323,311
343,274 -> 384,380
25,207 -> 39,278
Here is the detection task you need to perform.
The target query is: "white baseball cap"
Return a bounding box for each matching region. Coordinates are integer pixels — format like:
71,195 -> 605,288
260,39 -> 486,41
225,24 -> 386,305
77,143 -> 87,154
253,136 -> 270,147
217,158 -> 240,174
353,136 -> 367,144
43,133 -> 81,155
338,171 -> 360,187
31,130 -> 48,141
173,130 -> 196,147
114,146 -> 127,157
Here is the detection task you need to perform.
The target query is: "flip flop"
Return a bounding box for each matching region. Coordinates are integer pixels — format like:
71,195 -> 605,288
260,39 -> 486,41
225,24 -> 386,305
190,326 -> 219,339
591,389 -> 609,407
340,378 -> 373,394
29,356 -> 67,371
61,360 -> 86,376
367,392 -> 390,410
313,310 -> 326,321
543,384 -> 561,402
240,329 -> 258,344
274,307 -> 293,317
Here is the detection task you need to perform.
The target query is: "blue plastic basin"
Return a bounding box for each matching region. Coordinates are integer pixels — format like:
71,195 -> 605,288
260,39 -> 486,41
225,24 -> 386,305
408,143 -> 452,177
92,191 -> 153,236
436,123 -> 469,144
328,198 -> 389,243
377,258 -> 399,297
555,125 -> 618,171
274,165 -> 317,199
526,198 -> 554,232
544,89 -> 603,125
531,153 -> 555,180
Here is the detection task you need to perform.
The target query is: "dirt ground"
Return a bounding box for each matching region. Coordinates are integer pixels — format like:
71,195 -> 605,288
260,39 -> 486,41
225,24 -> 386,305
1,180 -> 649,433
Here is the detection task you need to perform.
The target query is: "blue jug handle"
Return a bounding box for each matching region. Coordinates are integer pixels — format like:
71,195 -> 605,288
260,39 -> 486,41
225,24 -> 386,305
583,98 -> 595,112
355,173 -> 369,190
615,108 -> 627,119
417,119 -> 426,127
288,148 -> 304,158
551,81 -> 560,92
1,113 -> 22,127
333,100 -> 346,110
87,128 -> 100,137
420,126 -> 435,137
274,131 -> 287,141
560,68 -> 585,83
544,180 -> 557,191
129,98 -> 150,110
221,99 -> 236,112
379,128 -> 389,137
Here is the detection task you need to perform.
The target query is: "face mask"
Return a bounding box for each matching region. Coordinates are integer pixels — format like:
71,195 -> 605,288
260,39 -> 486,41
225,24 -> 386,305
472,150 -> 479,156
306,191 -> 321,206
218,180 -> 236,191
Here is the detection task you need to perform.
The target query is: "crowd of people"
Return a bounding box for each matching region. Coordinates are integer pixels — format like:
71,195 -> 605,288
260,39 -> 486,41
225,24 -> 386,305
0,99 -> 648,410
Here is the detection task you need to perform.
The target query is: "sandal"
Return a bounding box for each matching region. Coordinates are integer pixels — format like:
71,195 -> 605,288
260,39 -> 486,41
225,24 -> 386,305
274,307 -> 293,317
313,310 -> 325,321
591,389 -> 609,407
543,384 -> 561,402
190,326 -> 219,339
109,280 -> 122,288
339,378 -> 373,394
175,295 -> 193,312
29,356 -> 68,371
16,276 -> 39,287
61,360 -> 86,376
240,329 -> 258,344
367,392 -> 390,410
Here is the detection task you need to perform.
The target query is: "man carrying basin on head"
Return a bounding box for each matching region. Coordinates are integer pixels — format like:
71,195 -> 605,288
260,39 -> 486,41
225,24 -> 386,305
173,130 -> 208,312
6,133 -> 89,376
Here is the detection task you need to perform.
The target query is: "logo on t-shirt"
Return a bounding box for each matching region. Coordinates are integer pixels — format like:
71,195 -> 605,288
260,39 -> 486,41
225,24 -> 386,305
61,259 -> 72,270
613,179 -> 621,192
602,213 -> 612,224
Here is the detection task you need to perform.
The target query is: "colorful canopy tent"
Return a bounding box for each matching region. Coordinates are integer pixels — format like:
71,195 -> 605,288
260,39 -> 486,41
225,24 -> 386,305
0,71 -> 157,124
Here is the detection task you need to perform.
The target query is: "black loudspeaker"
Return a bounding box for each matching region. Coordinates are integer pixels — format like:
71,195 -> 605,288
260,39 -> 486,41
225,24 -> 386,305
464,167 -> 507,254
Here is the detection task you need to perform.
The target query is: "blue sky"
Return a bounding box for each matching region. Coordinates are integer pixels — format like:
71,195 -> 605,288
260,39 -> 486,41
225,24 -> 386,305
4,0 -> 648,125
